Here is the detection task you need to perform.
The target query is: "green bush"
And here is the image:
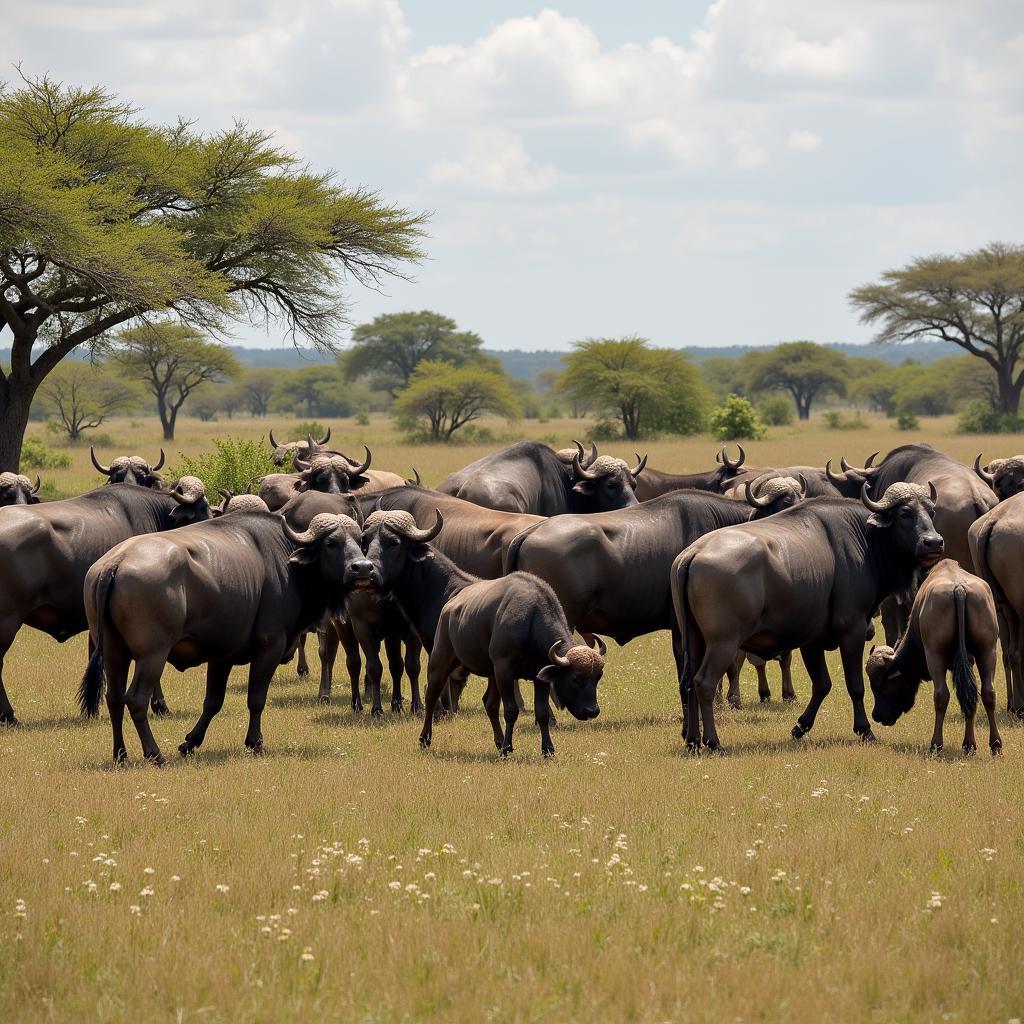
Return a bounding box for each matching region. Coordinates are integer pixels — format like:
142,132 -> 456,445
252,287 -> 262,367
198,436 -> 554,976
823,411 -> 869,430
956,399 -> 1024,434
170,437 -> 284,498
758,395 -> 794,426
896,412 -> 920,431
354,411 -> 370,427
708,395 -> 766,441
293,421 -> 327,441
21,437 -> 72,469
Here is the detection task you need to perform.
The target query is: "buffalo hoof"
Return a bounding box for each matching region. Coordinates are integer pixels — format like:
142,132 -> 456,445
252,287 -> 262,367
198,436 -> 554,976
411,701 -> 423,716
145,752 -> 166,767
297,667 -> 309,679
500,745 -> 513,758
246,737 -> 265,755
727,696 -> 742,710
316,693 -> 331,706
684,739 -> 702,754
704,740 -> 726,754
370,707 -> 384,719
962,742 -> 977,755
791,722 -> 809,739
0,713 -> 20,728
759,694 -> 771,703
858,728 -> 877,743
151,699 -> 171,718
419,733 -> 431,749
351,700 -> 363,713
542,746 -> 556,758
391,698 -> 404,713
991,740 -> 1003,756
928,742 -> 943,755
178,740 -> 196,758
113,747 -> 128,763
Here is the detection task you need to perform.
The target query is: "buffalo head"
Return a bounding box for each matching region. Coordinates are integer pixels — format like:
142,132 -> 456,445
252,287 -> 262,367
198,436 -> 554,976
866,645 -> 919,726
92,448 -> 165,488
861,481 -> 944,565
743,473 -> 806,518
0,471 -> 41,506
537,637 -> 605,720
214,491 -> 270,516
282,511 -> 366,599
168,476 -> 214,525
294,446 -> 372,495
975,454 -> 1024,502
359,508 -> 444,590
570,452 -> 645,511
268,427 -> 331,467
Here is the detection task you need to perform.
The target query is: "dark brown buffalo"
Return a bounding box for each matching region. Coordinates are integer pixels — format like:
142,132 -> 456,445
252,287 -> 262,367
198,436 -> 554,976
437,440 -> 645,515
672,483 -> 944,751
968,494 -> 1024,715
0,481 -> 212,725
974,454 -> 1024,502
866,559 -> 1000,755
0,472 -> 40,506
268,426 -> 332,466
633,444 -> 750,501
91,448 -> 166,488
355,509 -> 605,757
81,507 -> 364,763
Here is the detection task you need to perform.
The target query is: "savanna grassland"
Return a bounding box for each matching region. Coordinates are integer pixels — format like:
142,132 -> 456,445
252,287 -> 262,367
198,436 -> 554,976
2,412 -> 1023,1024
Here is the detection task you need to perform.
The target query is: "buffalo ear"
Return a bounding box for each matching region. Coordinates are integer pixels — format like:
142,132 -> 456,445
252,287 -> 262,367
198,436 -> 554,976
536,665 -> 562,686
572,481 -> 594,496
407,543 -> 430,563
288,546 -> 320,566
866,511 -> 892,529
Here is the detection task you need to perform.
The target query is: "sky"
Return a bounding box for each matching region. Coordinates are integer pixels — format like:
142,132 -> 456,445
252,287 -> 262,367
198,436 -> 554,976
6,1 -> 1024,350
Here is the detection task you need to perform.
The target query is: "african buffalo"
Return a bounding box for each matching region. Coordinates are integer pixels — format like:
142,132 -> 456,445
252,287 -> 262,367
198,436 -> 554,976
974,454 -> 1024,502
672,482 -> 944,751
866,559 -> 1000,755
633,445 -> 750,501
0,472 -> 40,506
437,440 -> 646,515
0,480 -> 212,725
268,426 -> 332,466
81,506 -> 365,763
91,448 -> 166,488
355,509 -> 605,757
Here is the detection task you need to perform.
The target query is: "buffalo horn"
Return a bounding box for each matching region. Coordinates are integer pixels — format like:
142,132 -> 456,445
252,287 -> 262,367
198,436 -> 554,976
318,427 -> 331,445
929,480 -> 938,504
632,452 -> 648,478
152,449 -> 165,472
548,641 -> 571,668
743,478 -> 773,509
406,508 -> 443,543
268,428 -> 280,449
281,518 -> 315,546
170,486 -> 196,506
841,452 -> 880,477
721,444 -> 745,470
348,445 -> 372,477
31,475 -> 40,495
798,474 -> 808,497
90,447 -> 112,475
860,481 -> 885,513
825,458 -> 847,485
572,450 -> 597,481
409,468 -> 421,486
589,635 -> 608,657
974,453 -> 995,484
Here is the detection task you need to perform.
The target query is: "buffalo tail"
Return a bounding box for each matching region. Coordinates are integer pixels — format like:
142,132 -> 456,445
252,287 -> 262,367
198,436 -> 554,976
951,584 -> 978,721
78,565 -> 116,717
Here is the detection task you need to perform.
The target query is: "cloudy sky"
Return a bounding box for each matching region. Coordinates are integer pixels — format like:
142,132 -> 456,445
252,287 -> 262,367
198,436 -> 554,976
7,1 -> 1024,350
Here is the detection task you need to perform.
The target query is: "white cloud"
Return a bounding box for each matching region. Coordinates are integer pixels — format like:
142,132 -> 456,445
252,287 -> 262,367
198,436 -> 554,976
788,129 -> 822,151
429,128 -> 558,194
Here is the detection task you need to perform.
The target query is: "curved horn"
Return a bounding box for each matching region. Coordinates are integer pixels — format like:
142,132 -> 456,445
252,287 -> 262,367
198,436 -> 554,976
405,508 -> 443,543
305,433 -> 316,453
170,487 -> 195,506
798,474 -> 808,497
268,428 -> 280,449
743,478 -> 773,509
825,458 -> 848,486
572,439 -> 585,461
721,444 -> 746,470
281,517 -> 316,546
864,451 -> 879,469
293,454 -> 311,472
715,446 -> 725,465
246,473 -> 264,494
974,453 -> 995,484
860,481 -> 886,513
90,447 -> 112,475
348,445 -> 372,478
572,450 -> 597,481
548,641 -> 570,668
219,489 -> 233,502
152,449 -> 165,472
318,426 -> 331,445
31,475 -> 40,495
841,452 -> 879,477
928,481 -> 938,504
409,468 -> 421,486
632,452 -> 648,478
589,634 -> 608,657
587,441 -> 598,468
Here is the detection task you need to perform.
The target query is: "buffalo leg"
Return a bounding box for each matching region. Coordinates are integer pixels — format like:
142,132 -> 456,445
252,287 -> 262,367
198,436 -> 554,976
0,618 -> 20,726
692,643 -> 735,751
780,651 -> 796,702
179,659 -> 232,756
726,655 -> 742,708
151,679 -> 171,718
244,652 -> 280,754
405,633 -> 423,715
924,651 -> 951,753
124,652 -> 169,764
316,624 -> 339,705
496,668 -> 520,757
512,680 -> 526,711
534,678 -> 555,757
839,633 -> 874,740
792,645 -> 832,739
296,632 -> 310,678
359,637 -> 385,718
753,656 -> 771,702
102,633 -> 131,763
335,620 -> 362,712
418,634 -> 461,750
385,633 -> 405,712
880,595 -> 907,647
977,644 -> 1002,755
996,607 -> 1013,710
483,676 -> 502,749
678,622 -> 705,749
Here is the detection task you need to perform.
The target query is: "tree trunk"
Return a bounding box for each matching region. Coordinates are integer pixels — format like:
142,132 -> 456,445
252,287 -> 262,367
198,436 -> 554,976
997,367 -> 1023,416
0,383 -> 36,472
797,396 -> 811,420
164,404 -> 179,441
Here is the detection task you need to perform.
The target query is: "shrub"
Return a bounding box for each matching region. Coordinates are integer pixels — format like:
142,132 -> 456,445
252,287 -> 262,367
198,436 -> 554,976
20,437 -> 72,469
170,437 -> 284,498
758,395 -> 794,426
957,399 -> 1024,434
293,421 -> 327,441
823,411 -> 868,430
354,411 -> 370,427
708,395 -> 766,441
896,412 -> 920,431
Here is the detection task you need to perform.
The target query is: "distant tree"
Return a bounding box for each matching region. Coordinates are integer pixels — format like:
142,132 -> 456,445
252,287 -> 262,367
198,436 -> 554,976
562,337 -> 707,439
709,395 -> 766,441
341,311 -> 494,398
39,362 -> 138,442
701,356 -> 747,401
272,365 -> 348,418
0,74 -> 426,470
849,366 -> 902,416
850,243 -> 1024,415
115,323 -> 241,440
393,360 -> 519,441
240,368 -> 278,417
745,341 -> 847,420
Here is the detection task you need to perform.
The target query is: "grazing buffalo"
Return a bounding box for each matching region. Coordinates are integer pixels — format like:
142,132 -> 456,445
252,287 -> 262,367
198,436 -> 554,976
726,466 -> 843,500
81,507 -> 365,763
0,481 -> 212,725
867,559 -> 1000,755
268,427 -> 332,466
0,472 -> 40,506
91,448 -> 166,488
437,440 -> 646,515
633,445 -> 751,501
672,483 -> 944,751
356,510 -> 604,757
968,495 -> 1024,715
974,454 -> 1024,502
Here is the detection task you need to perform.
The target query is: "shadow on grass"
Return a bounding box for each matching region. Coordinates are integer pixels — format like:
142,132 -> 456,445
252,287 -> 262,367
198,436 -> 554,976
84,740 -> 331,771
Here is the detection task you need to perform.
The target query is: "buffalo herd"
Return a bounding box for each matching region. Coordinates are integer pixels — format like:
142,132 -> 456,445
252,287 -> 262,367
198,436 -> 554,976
2,433 -> 1023,762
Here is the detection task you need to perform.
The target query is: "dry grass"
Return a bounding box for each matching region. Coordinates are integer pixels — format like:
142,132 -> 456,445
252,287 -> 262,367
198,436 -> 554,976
2,411 -> 1022,1023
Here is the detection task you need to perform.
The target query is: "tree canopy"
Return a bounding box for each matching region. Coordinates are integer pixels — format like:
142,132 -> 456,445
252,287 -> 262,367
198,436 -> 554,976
561,337 -> 707,439
0,73 -> 426,468
744,341 -> 847,420
341,311 -> 493,397
393,360 -> 519,440
38,361 -> 138,441
849,242 -> 1024,414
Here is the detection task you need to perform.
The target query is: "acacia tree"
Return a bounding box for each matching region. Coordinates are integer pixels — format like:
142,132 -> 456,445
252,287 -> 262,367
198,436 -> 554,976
393,360 -> 519,440
744,341 -> 847,420
341,311 -> 492,397
115,323 -> 240,439
240,368 -> 278,416
0,74 -> 426,469
39,361 -> 138,441
850,243 -> 1024,415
